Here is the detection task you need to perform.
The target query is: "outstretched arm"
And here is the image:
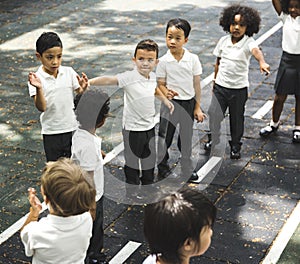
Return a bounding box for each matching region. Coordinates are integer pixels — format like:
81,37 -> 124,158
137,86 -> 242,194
88,76 -> 119,86
28,72 -> 47,112
76,72 -> 89,94
252,47 -> 270,75
272,0 -> 282,15
20,188 -> 42,232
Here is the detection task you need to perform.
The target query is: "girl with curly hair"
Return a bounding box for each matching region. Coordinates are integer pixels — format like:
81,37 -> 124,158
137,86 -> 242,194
206,4 -> 270,159
260,0 -> 300,143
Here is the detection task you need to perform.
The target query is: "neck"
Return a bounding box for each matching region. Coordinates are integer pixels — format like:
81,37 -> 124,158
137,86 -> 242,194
171,48 -> 185,61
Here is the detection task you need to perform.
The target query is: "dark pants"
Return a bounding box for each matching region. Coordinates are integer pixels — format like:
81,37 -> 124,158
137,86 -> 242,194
122,128 -> 156,185
87,197 -> 104,258
157,98 -> 195,176
43,131 -> 73,162
208,84 -> 248,149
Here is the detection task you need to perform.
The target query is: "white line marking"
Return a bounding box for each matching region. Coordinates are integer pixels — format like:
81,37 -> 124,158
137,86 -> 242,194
109,241 -> 142,264
192,156 -> 222,183
261,201 -> 300,264
0,202 -> 47,245
251,100 -> 274,119
256,22 -> 283,45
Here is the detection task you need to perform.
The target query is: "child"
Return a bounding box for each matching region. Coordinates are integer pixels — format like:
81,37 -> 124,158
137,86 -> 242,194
28,31 -> 88,162
87,39 -> 173,186
71,89 -> 110,264
143,187 -> 217,264
259,0 -> 300,143
156,18 -> 205,182
206,5 -> 270,159
20,158 -> 95,264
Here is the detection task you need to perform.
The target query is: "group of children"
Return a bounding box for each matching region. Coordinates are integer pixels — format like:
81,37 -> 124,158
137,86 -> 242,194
20,1 -> 300,263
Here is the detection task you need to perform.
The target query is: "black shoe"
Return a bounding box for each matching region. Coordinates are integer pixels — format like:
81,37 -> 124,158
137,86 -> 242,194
293,129 -> 300,143
204,140 -> 212,151
89,253 -> 109,264
157,169 -> 169,181
259,124 -> 279,137
188,172 -> 199,182
230,148 -> 241,159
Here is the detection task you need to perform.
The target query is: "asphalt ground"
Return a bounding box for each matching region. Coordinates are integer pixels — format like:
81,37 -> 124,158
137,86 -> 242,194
0,0 -> 299,263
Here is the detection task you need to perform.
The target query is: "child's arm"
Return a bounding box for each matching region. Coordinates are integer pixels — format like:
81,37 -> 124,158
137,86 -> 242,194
213,57 -> 221,84
28,72 -> 47,112
155,88 -> 174,114
272,0 -> 282,15
88,76 -> 119,86
193,75 -> 206,123
20,188 -> 42,232
157,78 -> 179,100
86,171 -> 96,221
76,72 -> 89,94
251,47 -> 270,75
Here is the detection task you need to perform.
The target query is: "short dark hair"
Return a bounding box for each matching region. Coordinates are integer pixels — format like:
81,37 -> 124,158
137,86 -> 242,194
166,18 -> 191,38
144,188 -> 217,264
74,89 -> 110,130
36,32 -> 63,55
134,39 -> 159,59
219,4 -> 261,37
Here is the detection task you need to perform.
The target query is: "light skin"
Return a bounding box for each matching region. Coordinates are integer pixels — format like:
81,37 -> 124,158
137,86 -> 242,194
28,46 -> 88,112
88,48 -> 174,114
156,225 -> 213,264
214,14 -> 270,83
271,0 -> 300,125
157,26 -> 205,122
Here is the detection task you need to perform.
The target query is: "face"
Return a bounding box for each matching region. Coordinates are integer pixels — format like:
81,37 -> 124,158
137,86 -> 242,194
230,14 -> 247,42
132,49 -> 158,78
37,46 -> 63,76
195,225 -> 213,256
289,0 -> 300,19
166,26 -> 188,54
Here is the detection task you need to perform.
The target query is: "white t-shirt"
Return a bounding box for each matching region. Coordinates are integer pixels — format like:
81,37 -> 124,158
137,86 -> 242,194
280,13 -> 300,54
213,35 -> 258,89
117,68 -> 156,131
20,212 -> 92,264
71,128 -> 104,201
142,254 -> 157,264
28,65 -> 79,134
156,48 -> 202,100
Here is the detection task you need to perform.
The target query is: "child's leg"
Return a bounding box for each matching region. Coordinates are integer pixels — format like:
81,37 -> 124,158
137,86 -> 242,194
272,94 -> 287,123
122,129 -> 140,185
295,95 -> 300,126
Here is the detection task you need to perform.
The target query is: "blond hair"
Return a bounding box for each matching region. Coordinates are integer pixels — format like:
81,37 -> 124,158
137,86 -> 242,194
41,158 -> 96,217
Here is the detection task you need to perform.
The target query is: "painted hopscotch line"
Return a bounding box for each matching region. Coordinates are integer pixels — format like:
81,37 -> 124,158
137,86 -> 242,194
262,201 -> 300,264
251,100 -> 274,120
109,241 -> 142,264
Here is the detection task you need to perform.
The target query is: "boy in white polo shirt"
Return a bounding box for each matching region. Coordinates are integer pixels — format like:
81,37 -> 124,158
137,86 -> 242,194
87,39 -> 173,187
206,5 -> 270,159
156,18 -> 205,182
28,32 -> 88,161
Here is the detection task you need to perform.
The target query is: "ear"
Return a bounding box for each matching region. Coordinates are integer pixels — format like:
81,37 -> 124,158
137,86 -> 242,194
35,51 -> 41,60
183,237 -> 196,253
185,37 -> 189,44
132,57 -> 136,63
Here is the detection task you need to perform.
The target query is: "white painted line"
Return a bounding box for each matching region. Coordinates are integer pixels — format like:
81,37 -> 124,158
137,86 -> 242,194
251,100 -> 274,119
256,22 -> 283,45
103,142 -> 124,165
109,240 -> 142,264
262,201 -> 300,264
192,156 -> 222,183
0,202 -> 47,245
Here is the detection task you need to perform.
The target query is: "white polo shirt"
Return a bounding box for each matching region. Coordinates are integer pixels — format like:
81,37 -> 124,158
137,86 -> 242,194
28,65 -> 79,134
21,212 -> 92,264
117,68 -> 156,131
213,35 -> 258,89
280,13 -> 300,54
156,48 -> 202,100
71,128 -> 104,201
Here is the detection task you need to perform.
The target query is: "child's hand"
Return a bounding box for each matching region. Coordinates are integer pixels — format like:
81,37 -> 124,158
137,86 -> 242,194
77,72 -> 89,91
101,150 -> 106,159
163,98 -> 174,114
260,62 -> 270,76
28,72 -> 42,89
166,89 -> 179,100
194,108 -> 206,123
28,187 -> 42,214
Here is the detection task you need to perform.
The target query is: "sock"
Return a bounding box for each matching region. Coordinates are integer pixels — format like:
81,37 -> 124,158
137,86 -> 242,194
270,120 -> 279,127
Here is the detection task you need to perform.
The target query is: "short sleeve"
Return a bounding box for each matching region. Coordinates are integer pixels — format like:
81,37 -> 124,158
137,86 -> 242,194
213,38 -> 223,58
155,60 -> 167,79
20,222 -> 36,257
248,38 -> 259,52
192,54 -> 202,76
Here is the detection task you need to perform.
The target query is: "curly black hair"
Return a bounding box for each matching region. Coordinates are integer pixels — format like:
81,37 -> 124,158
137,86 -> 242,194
281,0 -> 300,14
219,4 -> 261,37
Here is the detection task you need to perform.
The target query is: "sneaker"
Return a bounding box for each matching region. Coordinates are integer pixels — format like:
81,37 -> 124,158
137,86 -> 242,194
259,124 -> 279,137
293,130 -> 300,143
204,140 -> 212,151
230,147 -> 241,160
188,172 -> 199,182
157,169 -> 169,181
